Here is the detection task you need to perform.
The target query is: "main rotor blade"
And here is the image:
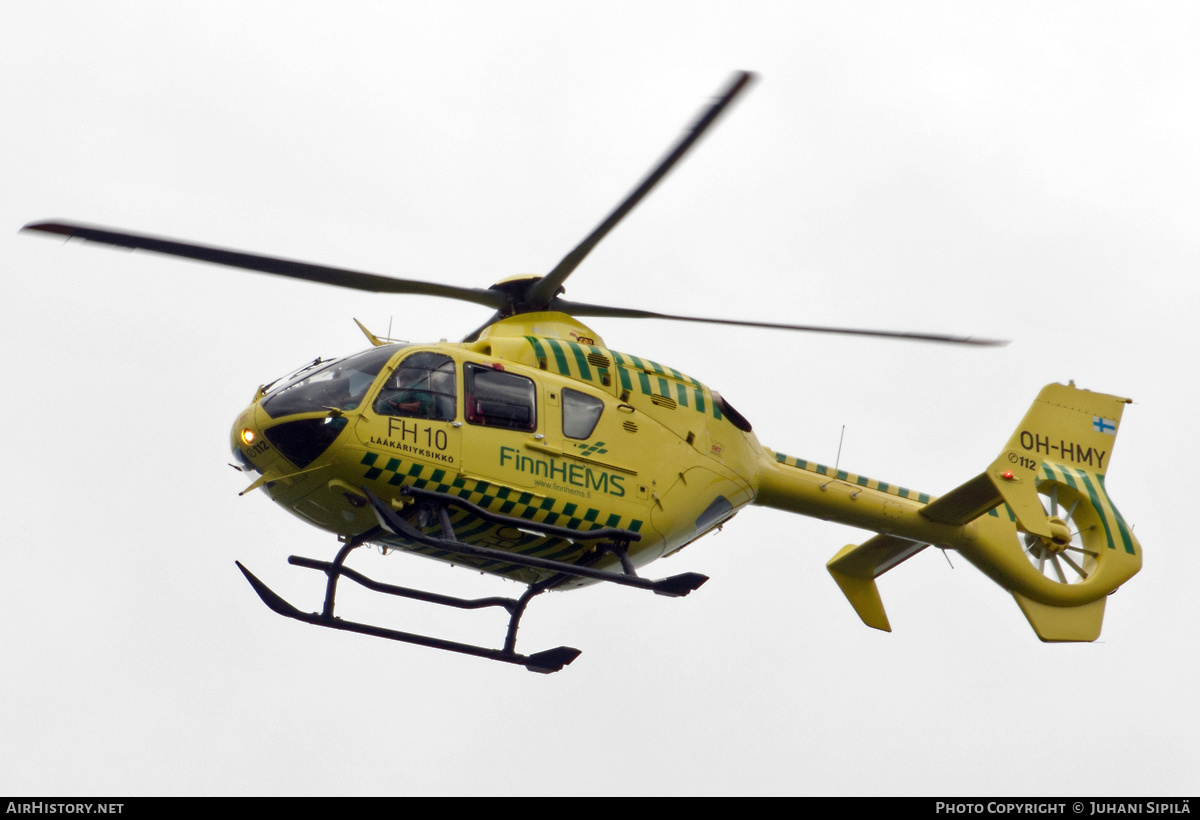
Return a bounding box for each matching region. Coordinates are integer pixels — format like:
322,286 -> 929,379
524,71 -> 755,310
22,221 -> 510,310
553,298 -> 1008,346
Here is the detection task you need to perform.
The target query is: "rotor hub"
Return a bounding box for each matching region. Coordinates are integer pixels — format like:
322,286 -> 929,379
1028,517 -> 1073,554
1026,515 -> 1073,555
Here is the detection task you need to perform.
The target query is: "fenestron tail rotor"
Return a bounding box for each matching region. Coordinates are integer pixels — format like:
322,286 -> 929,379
1022,482 -> 1098,584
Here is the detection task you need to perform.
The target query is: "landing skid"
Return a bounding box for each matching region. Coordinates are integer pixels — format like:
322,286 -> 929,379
235,485 -> 708,673
236,535 -> 578,673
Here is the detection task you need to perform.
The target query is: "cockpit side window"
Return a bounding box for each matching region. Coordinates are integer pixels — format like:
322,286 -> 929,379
373,352 -> 457,421
262,345 -> 401,419
562,388 -> 604,439
465,363 -> 536,431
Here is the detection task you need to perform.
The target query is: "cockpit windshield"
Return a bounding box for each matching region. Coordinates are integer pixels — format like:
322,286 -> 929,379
262,344 -> 406,419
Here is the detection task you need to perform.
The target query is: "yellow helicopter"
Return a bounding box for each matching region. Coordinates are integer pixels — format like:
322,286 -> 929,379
24,71 -> 1141,673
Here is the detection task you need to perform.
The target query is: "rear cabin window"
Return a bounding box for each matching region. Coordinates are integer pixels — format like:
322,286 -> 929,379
562,388 -> 604,439
465,363 -> 537,431
373,352 -> 457,421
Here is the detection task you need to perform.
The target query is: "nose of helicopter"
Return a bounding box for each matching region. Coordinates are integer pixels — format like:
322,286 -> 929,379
230,404 -> 267,474
230,397 -> 355,477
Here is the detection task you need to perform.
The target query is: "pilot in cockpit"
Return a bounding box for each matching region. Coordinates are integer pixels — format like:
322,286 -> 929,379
373,352 -> 456,420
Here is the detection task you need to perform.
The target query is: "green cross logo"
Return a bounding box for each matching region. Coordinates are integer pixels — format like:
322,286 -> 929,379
577,441 -> 608,456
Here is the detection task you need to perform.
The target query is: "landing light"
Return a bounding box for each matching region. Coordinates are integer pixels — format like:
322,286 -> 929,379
240,428 -> 257,446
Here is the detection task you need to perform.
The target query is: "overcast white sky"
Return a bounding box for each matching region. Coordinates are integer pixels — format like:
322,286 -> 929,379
3,1 -> 1198,797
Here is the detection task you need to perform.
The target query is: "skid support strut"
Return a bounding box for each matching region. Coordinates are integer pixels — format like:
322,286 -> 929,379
235,486 -> 707,673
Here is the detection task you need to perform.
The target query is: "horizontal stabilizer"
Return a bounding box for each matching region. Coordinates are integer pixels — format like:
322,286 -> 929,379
827,535 -> 928,631
920,472 -> 1001,525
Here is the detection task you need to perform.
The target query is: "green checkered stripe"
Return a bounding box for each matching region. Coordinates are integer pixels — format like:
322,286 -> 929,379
522,335 -> 723,421
772,450 -> 931,504
359,450 -> 646,577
